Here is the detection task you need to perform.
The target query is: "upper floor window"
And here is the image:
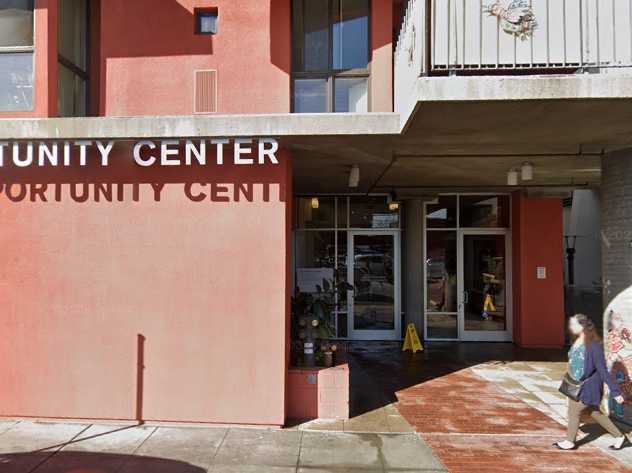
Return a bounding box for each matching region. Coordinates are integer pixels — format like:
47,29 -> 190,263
58,0 -> 89,117
292,0 -> 370,113
0,0 -> 35,112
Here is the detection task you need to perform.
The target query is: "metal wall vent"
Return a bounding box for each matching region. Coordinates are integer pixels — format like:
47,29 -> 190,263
194,69 -> 218,114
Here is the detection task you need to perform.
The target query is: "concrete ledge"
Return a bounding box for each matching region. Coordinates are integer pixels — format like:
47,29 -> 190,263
0,113 -> 401,140
413,74 -> 632,104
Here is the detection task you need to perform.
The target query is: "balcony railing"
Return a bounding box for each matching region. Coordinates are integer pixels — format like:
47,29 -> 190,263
396,0 -> 632,76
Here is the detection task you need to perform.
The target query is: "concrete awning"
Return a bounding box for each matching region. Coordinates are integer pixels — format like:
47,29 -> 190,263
3,73 -> 632,194
295,75 -> 632,193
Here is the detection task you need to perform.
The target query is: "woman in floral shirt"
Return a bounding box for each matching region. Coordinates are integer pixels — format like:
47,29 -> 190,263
554,314 -> 628,451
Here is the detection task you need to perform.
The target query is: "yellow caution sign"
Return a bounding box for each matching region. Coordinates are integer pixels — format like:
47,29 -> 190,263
402,323 -> 424,353
483,294 -> 496,312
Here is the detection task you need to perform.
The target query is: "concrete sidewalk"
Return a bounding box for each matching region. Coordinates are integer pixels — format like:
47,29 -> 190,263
0,420 -> 447,473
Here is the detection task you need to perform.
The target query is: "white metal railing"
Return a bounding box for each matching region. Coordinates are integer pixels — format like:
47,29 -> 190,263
431,0 -> 632,70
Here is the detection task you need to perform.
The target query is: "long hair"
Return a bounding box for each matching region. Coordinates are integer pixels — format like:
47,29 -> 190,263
572,314 -> 601,346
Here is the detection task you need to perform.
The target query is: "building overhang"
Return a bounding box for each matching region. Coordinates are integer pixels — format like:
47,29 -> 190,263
4,74 -> 632,193
400,74 -> 632,155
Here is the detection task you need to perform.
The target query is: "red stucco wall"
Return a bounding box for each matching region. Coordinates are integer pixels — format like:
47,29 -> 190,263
98,0 -> 292,116
1,0 -> 394,118
512,192 -> 565,348
0,145 -> 292,426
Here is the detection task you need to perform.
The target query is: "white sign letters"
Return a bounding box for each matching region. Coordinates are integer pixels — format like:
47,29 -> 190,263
0,138 -> 279,168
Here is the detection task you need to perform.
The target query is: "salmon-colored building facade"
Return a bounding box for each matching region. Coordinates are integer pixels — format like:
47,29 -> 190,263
0,0 -> 596,427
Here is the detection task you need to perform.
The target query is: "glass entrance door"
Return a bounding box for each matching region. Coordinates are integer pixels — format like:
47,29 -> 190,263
348,231 -> 401,340
424,195 -> 512,342
458,231 -> 511,341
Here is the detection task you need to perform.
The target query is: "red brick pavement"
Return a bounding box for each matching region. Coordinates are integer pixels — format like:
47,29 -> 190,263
425,435 -> 632,473
395,368 -> 632,473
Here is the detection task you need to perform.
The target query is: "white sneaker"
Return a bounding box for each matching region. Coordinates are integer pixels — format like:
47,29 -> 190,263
553,441 -> 577,450
609,436 -> 628,451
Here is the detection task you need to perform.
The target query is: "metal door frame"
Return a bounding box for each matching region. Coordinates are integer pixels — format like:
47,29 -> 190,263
457,229 -> 513,342
347,230 -> 401,341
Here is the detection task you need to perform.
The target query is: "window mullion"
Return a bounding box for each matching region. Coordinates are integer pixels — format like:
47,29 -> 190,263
331,0 -> 336,73
329,76 -> 335,113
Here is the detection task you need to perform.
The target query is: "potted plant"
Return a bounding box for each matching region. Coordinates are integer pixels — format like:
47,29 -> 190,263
291,273 -> 352,367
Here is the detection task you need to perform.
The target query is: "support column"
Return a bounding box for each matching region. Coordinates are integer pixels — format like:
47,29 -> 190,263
601,149 -> 632,423
404,199 -> 424,337
511,191 -> 565,348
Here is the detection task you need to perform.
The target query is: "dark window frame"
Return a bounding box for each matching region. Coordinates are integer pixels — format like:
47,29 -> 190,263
57,0 -> 91,117
291,0 -> 371,113
194,8 -> 219,35
0,0 -> 36,112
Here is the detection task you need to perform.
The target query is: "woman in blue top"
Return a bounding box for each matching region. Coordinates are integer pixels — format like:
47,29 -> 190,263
554,314 -> 628,451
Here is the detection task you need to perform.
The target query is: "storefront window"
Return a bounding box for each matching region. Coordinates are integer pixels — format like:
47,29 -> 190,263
336,230 -> 348,311
0,0 -> 35,112
460,195 -> 510,228
294,196 -> 397,338
297,196 -> 335,228
425,230 -> 459,340
350,196 -> 399,228
295,231 -> 335,275
337,197 -> 348,227
426,231 -> 457,313
335,230 -> 348,337
426,196 -> 457,229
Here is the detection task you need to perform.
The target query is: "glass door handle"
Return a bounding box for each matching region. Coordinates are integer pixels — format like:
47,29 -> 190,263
463,291 -> 469,304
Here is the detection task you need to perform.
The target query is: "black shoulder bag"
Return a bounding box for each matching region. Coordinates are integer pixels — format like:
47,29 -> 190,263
559,373 -> 583,402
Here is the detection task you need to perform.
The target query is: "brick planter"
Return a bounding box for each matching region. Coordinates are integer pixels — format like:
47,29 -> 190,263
286,363 -> 349,421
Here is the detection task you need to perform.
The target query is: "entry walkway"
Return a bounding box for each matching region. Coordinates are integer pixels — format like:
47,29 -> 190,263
341,342 -> 632,473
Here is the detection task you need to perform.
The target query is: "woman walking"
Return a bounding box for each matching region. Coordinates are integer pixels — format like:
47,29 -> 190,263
554,314 -> 628,451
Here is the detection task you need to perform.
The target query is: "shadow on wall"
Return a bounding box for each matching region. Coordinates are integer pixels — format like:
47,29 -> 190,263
101,1 -> 213,58
136,334 -> 145,424
0,451 -> 205,473
270,0 -> 292,74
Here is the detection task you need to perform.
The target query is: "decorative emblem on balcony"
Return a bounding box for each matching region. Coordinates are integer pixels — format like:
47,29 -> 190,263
484,0 -> 538,41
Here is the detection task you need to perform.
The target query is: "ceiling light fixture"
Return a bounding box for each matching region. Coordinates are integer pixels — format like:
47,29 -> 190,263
507,169 -> 519,186
521,161 -> 534,181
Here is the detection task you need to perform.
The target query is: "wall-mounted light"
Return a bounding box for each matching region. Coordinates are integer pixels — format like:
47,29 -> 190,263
387,192 -> 400,211
348,165 -> 360,188
521,161 -> 534,181
507,169 -> 519,186
311,197 -> 319,209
